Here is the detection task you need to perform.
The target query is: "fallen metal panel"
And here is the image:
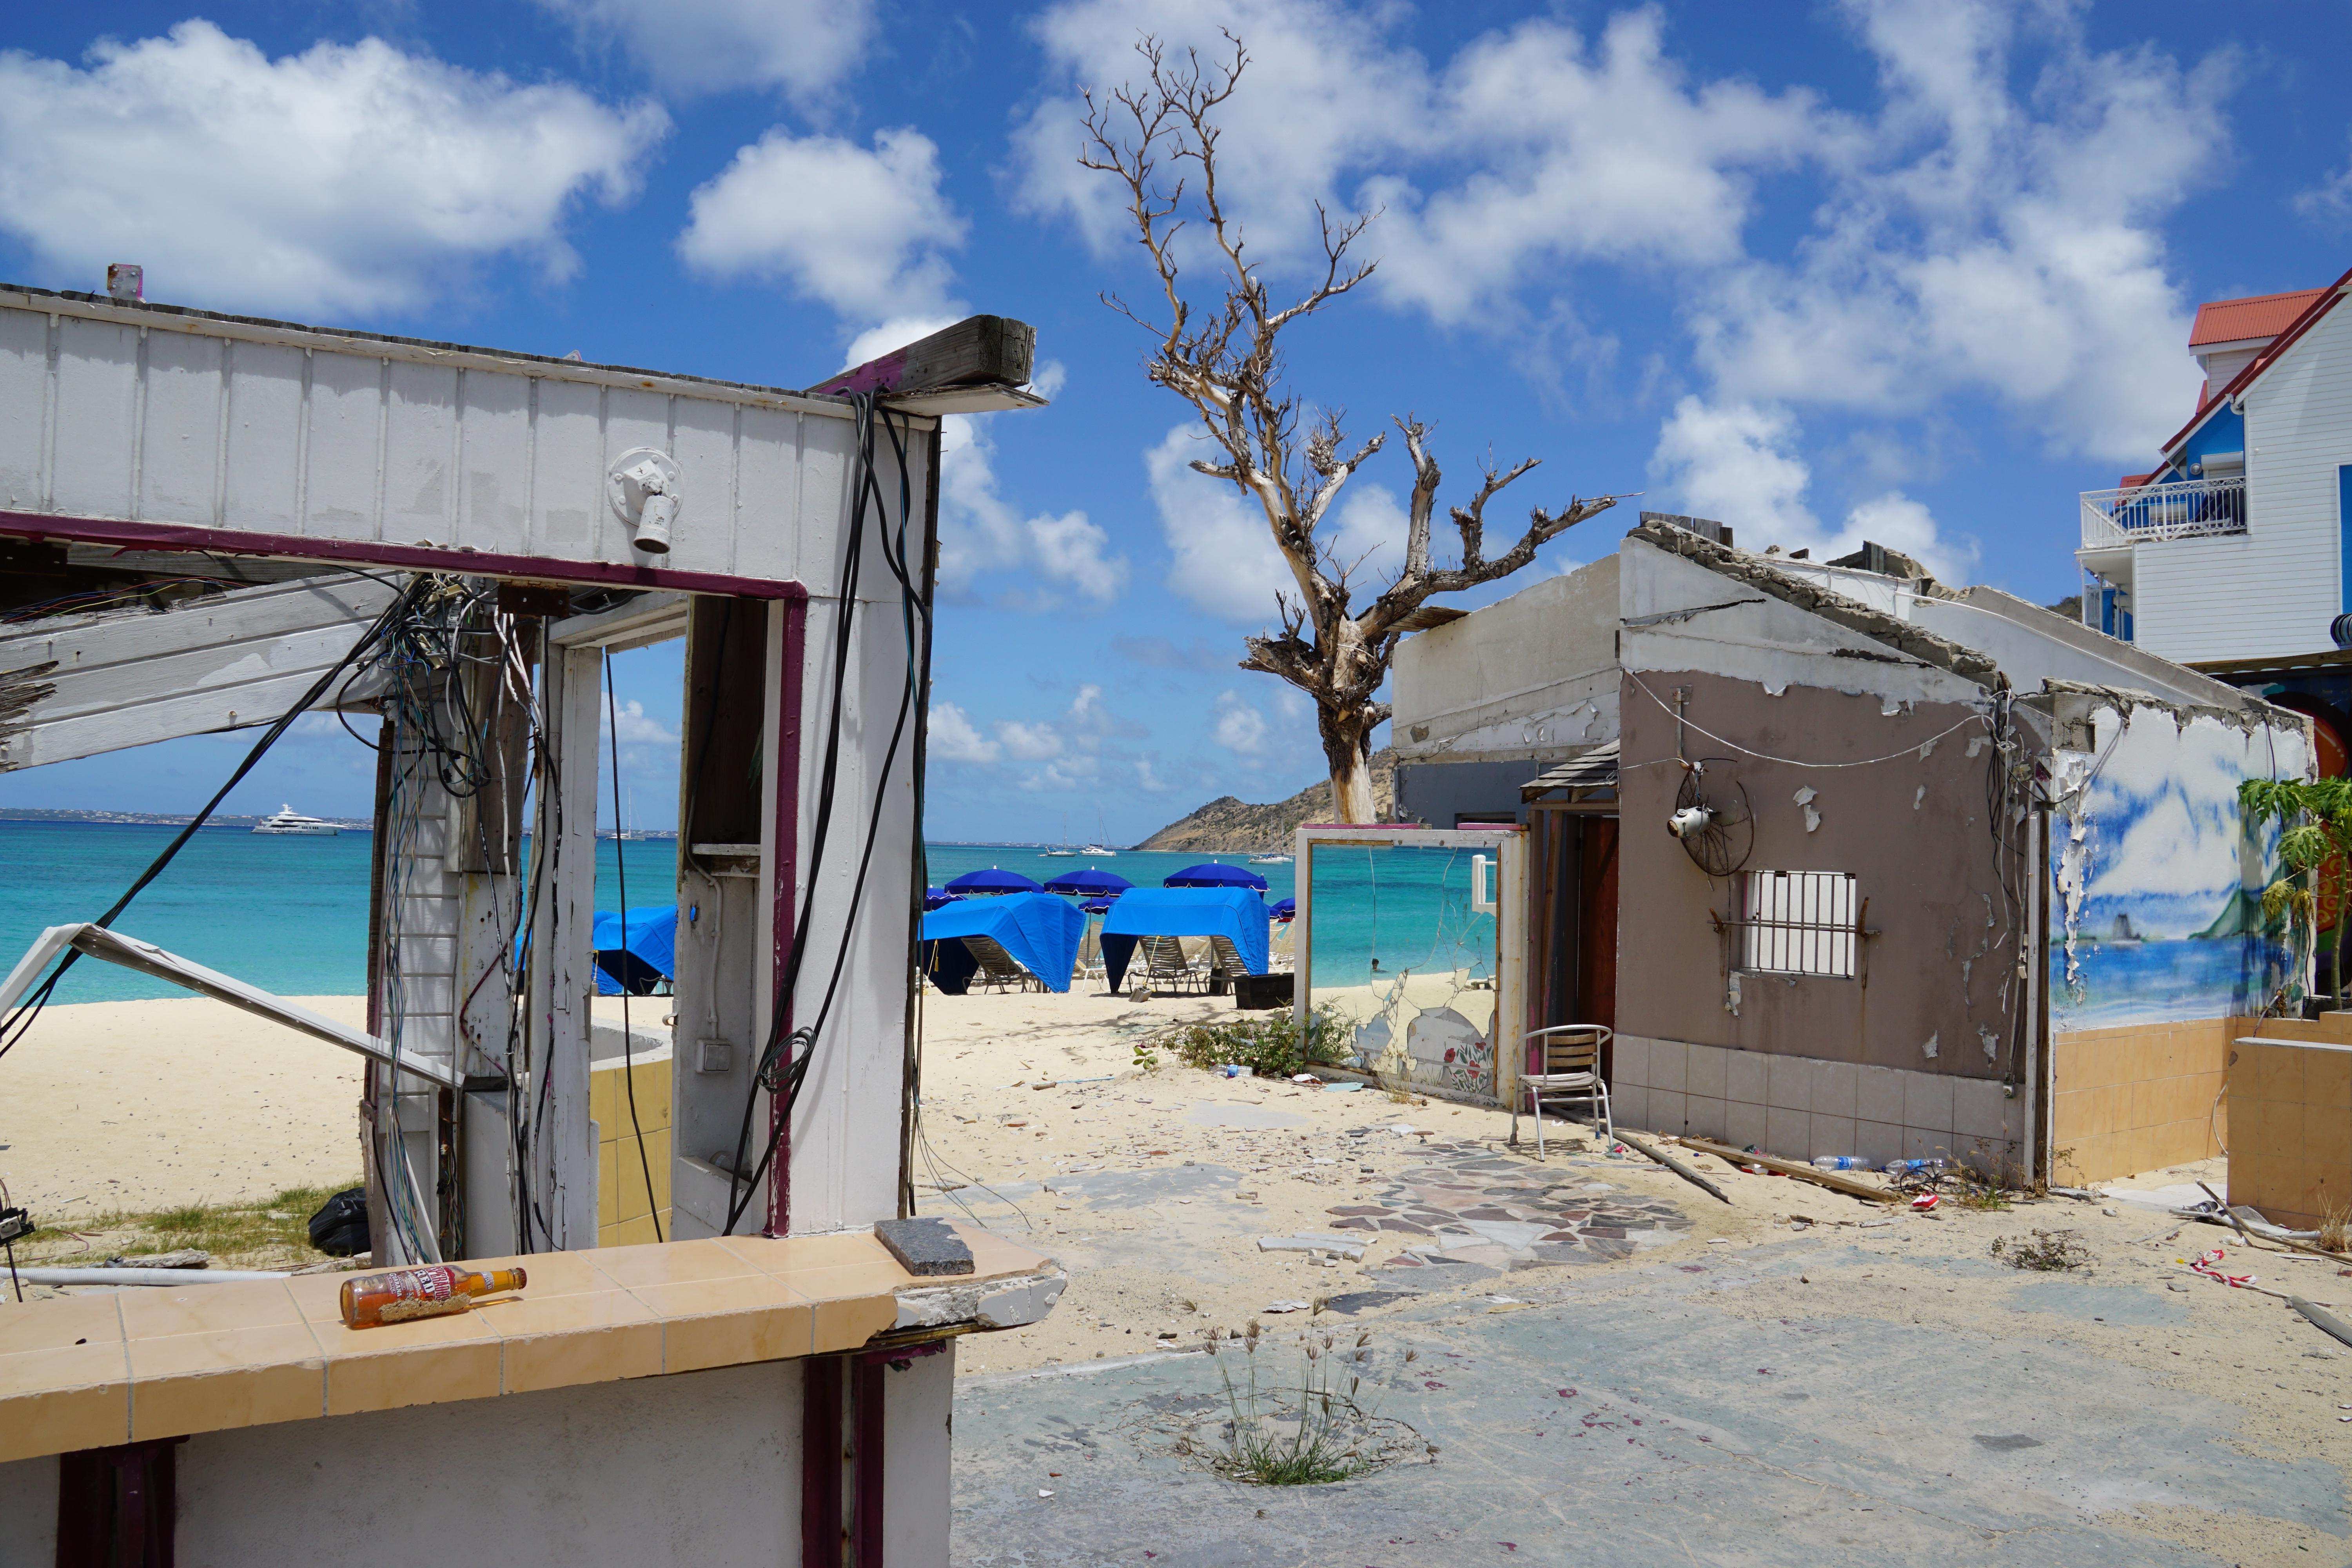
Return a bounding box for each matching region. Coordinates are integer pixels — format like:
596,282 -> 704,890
0,922 -> 459,1089
0,571 -> 396,769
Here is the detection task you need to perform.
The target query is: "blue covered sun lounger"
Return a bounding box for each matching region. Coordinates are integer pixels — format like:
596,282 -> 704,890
1098,887 -> 1270,992
919,890 -> 1085,994
590,904 -> 678,996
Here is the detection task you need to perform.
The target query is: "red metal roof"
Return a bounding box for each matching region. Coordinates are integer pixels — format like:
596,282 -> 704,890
2188,287 -> 2327,347
2161,266 -> 2351,457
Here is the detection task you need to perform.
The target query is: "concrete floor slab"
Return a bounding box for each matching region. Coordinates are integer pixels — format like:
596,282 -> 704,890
954,1241 -> 2352,1566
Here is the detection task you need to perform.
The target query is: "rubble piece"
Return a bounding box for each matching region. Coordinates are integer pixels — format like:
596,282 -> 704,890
1673,1137 -> 1898,1203
1258,1234 -> 1370,1262
875,1216 -> 976,1277
1612,1131 -> 1733,1205
2290,1298 -> 2352,1350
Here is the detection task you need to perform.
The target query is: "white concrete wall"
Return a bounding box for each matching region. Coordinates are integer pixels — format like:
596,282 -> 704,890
1392,557 -> 1618,764
2134,296 -> 2352,663
1619,541 -> 1989,713
0,1361 -> 841,1563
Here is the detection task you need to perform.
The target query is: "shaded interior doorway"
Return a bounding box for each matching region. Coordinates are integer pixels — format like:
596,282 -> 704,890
1528,805 -> 1618,1077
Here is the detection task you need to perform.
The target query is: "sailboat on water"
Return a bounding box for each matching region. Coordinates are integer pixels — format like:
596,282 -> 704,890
1078,806 -> 1117,857
1040,813 -> 1078,857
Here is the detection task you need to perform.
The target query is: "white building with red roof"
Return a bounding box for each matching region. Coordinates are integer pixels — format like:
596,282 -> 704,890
2076,268 -> 2352,662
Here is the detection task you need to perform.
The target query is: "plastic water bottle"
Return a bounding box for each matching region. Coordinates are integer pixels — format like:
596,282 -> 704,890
1810,1155 -> 1869,1171
1882,1158 -> 1945,1176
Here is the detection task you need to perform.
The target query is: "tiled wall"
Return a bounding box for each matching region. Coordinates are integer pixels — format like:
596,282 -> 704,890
1611,1035 -> 2022,1171
2228,1034 -> 2352,1232
592,1048 -> 673,1245
2049,1019 -> 2236,1184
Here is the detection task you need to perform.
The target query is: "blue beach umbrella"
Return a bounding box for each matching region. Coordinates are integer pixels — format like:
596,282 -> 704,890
924,887 -> 960,911
945,866 -> 1043,896
1164,861 -> 1269,891
1043,867 -> 1132,897
1271,897 -> 1297,921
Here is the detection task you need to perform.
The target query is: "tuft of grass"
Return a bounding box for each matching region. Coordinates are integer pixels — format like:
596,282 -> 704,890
2318,1182 -> 2352,1254
1146,1005 -> 1348,1082
15,1180 -> 362,1271
1991,1228 -> 2093,1272
1183,1321 -> 1397,1486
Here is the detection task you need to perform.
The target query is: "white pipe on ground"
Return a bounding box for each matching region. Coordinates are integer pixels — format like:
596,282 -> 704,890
7,1267 -> 293,1286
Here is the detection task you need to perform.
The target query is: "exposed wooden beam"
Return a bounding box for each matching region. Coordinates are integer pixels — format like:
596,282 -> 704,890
0,571 -> 398,769
807,316 -> 1036,399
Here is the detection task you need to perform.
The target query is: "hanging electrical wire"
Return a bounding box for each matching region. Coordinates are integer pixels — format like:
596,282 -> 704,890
722,390 -> 926,1234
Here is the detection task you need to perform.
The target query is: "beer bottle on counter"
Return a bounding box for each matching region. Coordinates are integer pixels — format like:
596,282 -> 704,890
339,1263 -> 528,1328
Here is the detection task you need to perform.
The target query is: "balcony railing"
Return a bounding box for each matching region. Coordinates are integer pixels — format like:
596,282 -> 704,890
2080,475 -> 2245,549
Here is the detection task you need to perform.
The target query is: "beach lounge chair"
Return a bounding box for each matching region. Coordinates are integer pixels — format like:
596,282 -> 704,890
1512,1025 -> 1613,1156
963,935 -> 1040,993
1205,934 -> 1254,992
1140,935 -> 1201,993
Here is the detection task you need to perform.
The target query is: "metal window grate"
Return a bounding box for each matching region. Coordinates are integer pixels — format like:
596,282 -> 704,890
1740,870 -> 1857,978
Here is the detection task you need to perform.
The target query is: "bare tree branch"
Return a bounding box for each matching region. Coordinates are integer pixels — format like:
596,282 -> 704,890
1078,31 -> 1621,820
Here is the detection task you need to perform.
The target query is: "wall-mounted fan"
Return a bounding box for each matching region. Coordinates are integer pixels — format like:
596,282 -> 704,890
1668,761 -> 1753,878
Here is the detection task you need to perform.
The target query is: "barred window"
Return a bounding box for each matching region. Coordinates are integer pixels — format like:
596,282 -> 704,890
1741,870 -> 1857,978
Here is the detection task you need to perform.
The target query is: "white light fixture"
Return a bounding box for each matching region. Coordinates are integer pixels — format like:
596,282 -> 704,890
1668,805 -> 1713,840
606,447 -> 682,555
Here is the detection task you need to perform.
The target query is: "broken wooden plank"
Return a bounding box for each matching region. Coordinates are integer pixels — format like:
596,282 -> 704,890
806,315 -> 1035,399
0,922 -> 459,1088
1613,1129 -> 1732,1205
0,572 -> 396,769
1672,1136 -> 1899,1203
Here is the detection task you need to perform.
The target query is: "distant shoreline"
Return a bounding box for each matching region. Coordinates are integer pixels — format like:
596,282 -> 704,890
0,811 -> 691,839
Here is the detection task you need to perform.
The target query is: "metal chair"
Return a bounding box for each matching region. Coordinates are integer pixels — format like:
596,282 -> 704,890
1512,1025 -> 1613,1156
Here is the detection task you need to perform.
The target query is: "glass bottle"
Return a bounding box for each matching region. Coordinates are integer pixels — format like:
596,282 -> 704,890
339,1263 -> 528,1328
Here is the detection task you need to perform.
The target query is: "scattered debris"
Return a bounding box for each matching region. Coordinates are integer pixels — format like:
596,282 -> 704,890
1674,1137 -> 1896,1203
1613,1130 -> 1732,1205
1991,1229 -> 2092,1272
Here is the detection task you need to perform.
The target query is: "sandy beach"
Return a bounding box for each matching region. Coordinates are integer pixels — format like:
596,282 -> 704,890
0,995 -> 367,1217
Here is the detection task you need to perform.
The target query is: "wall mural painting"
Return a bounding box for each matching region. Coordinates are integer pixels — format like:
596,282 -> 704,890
2049,703 -> 2308,1031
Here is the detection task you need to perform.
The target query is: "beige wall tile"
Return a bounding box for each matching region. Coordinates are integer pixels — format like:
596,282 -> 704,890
1725,1049 -> 1768,1108
0,1347 -> 130,1462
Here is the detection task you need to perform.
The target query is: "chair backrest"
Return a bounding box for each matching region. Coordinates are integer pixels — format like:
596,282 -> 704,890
1530,1025 -> 1608,1075
964,935 -> 1031,988
1208,935 -> 1246,973
1143,935 -> 1189,975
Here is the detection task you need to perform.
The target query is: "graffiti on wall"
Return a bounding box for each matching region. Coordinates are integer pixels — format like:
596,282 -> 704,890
2050,702 -> 2307,1030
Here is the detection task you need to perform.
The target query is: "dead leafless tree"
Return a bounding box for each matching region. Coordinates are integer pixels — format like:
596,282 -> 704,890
1080,33 -> 1621,822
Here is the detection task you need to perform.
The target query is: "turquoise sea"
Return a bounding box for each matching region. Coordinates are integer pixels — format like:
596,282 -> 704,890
1,824 -> 1487,1002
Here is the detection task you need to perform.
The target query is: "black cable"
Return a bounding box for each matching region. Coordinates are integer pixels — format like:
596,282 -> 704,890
0,579 -> 413,1062
722,393 -> 925,1232
607,650 -> 663,1244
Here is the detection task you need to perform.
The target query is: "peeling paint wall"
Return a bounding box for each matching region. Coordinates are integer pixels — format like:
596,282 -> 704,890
1394,556 -> 1618,764
2043,692 -> 2310,1030
1616,668 -> 2016,1081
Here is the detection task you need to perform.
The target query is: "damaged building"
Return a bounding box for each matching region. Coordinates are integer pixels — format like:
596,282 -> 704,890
0,283 -> 1062,1561
1390,516 -> 2312,1188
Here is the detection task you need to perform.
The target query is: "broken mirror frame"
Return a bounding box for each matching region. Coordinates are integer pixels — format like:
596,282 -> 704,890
1292,825 -> 1526,1106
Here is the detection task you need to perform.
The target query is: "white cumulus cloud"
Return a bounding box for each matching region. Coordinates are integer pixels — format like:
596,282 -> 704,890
0,22 -> 667,318
1147,426 -> 1294,621
928,702 -> 1000,764
678,126 -> 964,320
995,720 -> 1064,762
940,414 -> 1127,607
1212,690 -> 1272,756
535,0 -> 874,101
1651,396 -> 1979,583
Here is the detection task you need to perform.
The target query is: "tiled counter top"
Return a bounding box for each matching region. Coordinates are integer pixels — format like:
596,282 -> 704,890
0,1223 -> 1055,1464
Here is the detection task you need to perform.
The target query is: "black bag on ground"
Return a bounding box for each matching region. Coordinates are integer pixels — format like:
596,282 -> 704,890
307,1187 -> 370,1257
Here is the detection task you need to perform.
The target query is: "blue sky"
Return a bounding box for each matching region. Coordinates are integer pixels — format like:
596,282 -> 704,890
2,0 -> 2350,841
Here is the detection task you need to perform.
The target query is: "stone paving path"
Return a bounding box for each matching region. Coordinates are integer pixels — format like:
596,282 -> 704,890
1323,1139 -> 1693,1276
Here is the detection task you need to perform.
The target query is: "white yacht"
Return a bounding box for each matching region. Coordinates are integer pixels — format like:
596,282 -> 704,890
253,804 -> 338,836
